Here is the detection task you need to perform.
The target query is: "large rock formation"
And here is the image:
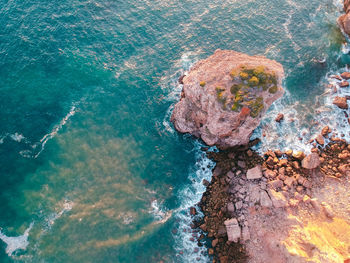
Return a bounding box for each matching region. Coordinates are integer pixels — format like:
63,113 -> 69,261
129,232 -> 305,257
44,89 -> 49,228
338,0 -> 350,36
171,49 -> 284,148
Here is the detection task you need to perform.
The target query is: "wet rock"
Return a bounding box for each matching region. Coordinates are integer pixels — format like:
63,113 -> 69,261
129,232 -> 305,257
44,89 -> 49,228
224,218 -> 241,242
333,96 -> 348,109
212,239 -> 219,247
246,165 -> 262,180
339,80 -> 350,87
341,72 -> 350,79
190,207 -> 197,216
302,153 -> 321,169
315,134 -> 325,145
321,126 -> 331,137
269,189 -> 288,208
202,179 -> 210,186
331,74 -> 342,80
275,113 -> 284,123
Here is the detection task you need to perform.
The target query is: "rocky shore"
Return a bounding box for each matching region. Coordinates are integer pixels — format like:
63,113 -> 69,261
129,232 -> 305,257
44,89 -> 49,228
193,133 -> 350,263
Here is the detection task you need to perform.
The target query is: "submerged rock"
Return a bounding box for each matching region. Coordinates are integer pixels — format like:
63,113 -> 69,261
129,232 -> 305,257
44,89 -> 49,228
171,49 -> 284,148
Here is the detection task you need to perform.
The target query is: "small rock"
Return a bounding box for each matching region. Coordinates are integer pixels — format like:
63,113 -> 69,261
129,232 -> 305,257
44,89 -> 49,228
331,74 -> 342,80
341,72 -> 350,79
263,169 -> 277,179
321,126 -> 331,137
246,165 -> 262,180
293,151 -> 305,160
202,179 -> 210,186
268,179 -> 283,189
333,96 -> 348,109
315,134 -> 325,145
284,177 -> 294,188
212,239 -> 218,247
275,113 -> 284,123
208,248 -> 214,255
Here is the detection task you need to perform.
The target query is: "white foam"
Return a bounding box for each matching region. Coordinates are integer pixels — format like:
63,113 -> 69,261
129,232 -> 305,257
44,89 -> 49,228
0,222 -> 33,256
150,200 -> 172,224
46,199 -> 74,228
173,142 -> 215,263
252,90 -> 313,154
10,133 -> 25,142
31,105 -> 77,158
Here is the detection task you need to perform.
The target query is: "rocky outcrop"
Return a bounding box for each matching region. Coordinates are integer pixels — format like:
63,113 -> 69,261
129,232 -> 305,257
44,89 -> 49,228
171,49 -> 284,148
338,0 -> 350,37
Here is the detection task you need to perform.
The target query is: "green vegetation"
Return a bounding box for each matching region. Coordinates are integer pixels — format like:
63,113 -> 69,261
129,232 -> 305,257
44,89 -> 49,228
248,76 -> 259,87
199,81 -> 206,87
215,65 -> 278,117
268,85 -> 278,94
248,96 -> 264,118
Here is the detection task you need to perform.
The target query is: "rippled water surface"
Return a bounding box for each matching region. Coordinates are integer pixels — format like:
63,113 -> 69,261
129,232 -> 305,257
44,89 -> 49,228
0,0 -> 348,262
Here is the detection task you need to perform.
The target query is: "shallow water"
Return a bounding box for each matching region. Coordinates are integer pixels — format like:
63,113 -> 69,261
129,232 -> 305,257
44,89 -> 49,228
0,0 -> 349,262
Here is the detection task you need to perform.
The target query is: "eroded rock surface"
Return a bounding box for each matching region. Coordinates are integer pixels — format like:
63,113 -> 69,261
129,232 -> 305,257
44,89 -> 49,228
171,49 -> 284,148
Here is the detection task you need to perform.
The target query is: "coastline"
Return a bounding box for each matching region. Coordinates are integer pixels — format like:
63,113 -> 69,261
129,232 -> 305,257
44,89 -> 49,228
193,131 -> 350,262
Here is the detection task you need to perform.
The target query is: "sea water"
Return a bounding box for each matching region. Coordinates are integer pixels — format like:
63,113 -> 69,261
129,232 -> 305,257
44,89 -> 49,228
0,0 -> 348,262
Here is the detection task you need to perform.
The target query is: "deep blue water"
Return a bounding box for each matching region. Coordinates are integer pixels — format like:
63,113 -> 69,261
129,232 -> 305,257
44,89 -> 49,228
0,0 -> 348,262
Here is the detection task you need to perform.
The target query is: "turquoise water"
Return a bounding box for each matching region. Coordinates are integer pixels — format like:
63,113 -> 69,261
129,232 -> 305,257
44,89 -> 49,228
0,0 -> 348,262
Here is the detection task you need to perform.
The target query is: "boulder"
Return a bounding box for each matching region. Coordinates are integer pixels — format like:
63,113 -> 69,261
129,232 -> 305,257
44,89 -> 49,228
315,134 -> 325,145
333,96 -> 348,109
171,49 -> 284,148
246,165 -> 263,180
338,13 -> 350,37
341,72 -> 350,79
269,189 -> 288,208
224,218 -> 241,242
275,113 -> 284,123
302,153 -> 321,169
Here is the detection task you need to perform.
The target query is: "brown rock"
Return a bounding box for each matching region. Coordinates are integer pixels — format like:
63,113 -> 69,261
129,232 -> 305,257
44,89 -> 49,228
268,179 -> 283,190
302,153 -> 321,169
246,165 -> 262,180
190,207 -> 197,216
275,113 -> 284,123
339,81 -> 350,87
321,126 -> 331,137
171,49 -> 284,148
341,72 -> 350,79
315,134 -> 325,145
333,96 -> 348,109
212,239 -> 218,247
